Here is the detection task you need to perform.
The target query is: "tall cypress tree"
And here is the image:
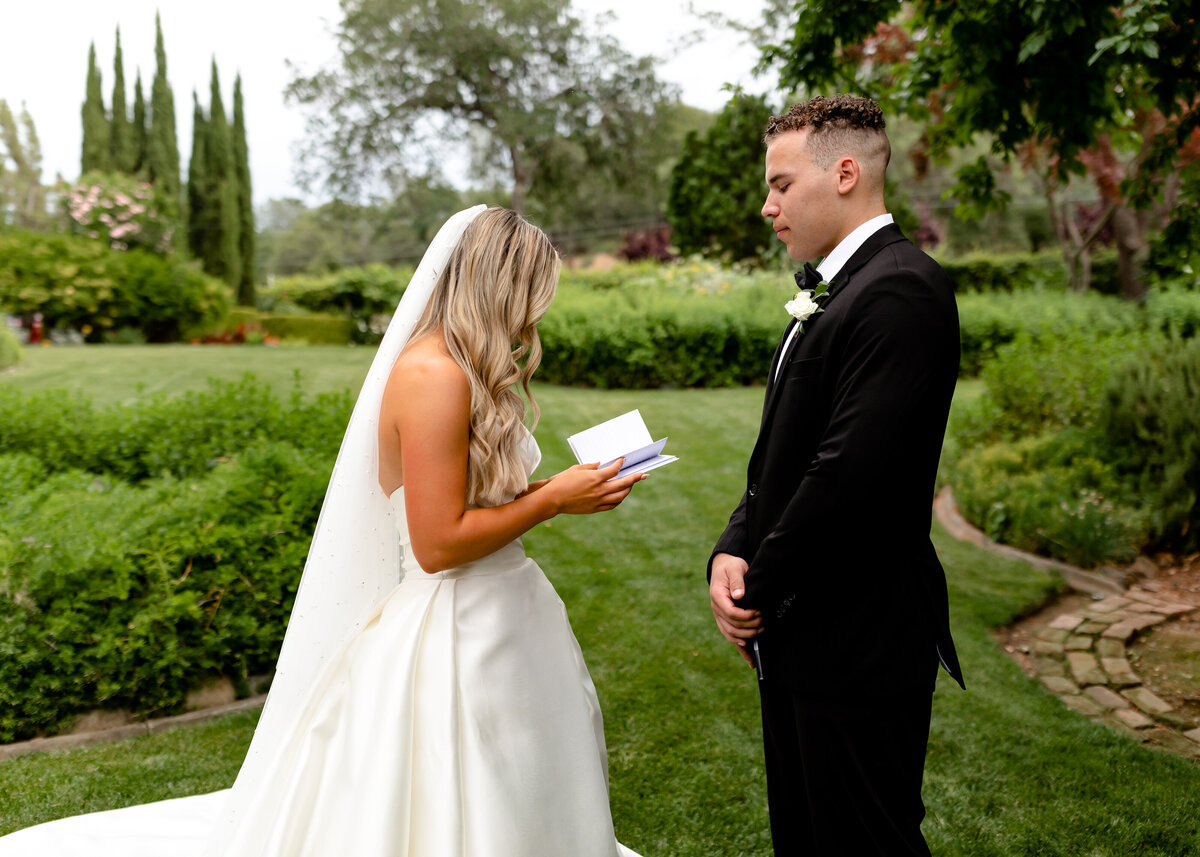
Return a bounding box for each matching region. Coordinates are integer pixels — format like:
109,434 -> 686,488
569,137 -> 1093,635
187,92 -> 208,260
202,60 -> 241,288
80,42 -> 110,174
147,13 -> 181,211
232,74 -> 256,305
132,71 -> 148,174
110,28 -> 135,173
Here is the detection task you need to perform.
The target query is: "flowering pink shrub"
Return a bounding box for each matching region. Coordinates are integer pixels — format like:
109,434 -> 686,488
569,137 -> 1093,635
59,171 -> 178,255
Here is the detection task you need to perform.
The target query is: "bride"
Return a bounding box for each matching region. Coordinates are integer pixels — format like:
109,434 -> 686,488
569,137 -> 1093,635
0,206 -> 645,856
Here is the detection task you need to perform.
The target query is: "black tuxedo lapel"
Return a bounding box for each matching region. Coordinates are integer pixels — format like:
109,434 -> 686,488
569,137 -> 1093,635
763,318 -> 798,412
761,224 -> 910,420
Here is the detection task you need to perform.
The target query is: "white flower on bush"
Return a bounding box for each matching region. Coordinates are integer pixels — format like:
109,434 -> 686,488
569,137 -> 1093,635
785,290 -> 822,323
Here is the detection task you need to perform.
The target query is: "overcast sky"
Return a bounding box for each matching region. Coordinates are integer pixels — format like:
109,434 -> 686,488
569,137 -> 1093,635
1,1 -> 766,206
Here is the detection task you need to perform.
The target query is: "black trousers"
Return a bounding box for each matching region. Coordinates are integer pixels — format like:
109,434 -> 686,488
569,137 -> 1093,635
757,679 -> 934,856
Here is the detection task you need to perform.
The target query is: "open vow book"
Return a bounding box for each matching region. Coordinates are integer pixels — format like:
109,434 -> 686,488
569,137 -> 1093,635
567,409 -> 678,479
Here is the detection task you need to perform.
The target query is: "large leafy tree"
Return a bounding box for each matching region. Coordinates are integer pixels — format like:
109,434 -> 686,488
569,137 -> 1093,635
758,0 -> 1200,298
286,0 -> 676,216
666,93 -> 777,263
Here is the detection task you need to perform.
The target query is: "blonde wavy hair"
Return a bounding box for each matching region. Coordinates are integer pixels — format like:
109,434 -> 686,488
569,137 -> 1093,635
408,208 -> 560,507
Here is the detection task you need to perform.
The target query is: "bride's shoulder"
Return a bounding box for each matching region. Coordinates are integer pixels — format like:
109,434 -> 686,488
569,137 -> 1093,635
384,337 -> 468,410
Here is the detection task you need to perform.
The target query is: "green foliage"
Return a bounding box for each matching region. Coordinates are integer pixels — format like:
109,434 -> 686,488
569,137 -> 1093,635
0,378 -> 354,739
761,0 -> 1200,286
232,76 -> 256,305
947,429 -> 1148,567
261,264 -> 414,342
0,324 -> 21,370
956,286 -> 1200,375
0,229 -> 229,342
285,0 -> 676,215
59,171 -> 179,254
189,61 -> 241,289
0,101 -> 49,231
666,93 -> 777,264
109,29 -> 136,174
947,327 -> 1200,564
937,251 -> 1070,293
80,43 -> 110,175
975,331 -> 1151,436
147,14 -> 181,212
131,72 -> 148,174
1100,337 -> 1200,551
538,262 -> 788,387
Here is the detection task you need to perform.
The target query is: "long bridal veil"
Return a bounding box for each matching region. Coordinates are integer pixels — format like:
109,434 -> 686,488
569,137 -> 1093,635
0,205 -> 486,857
205,204 -> 486,854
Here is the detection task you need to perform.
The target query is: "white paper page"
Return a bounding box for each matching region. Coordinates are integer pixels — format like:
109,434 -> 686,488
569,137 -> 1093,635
568,409 -> 653,465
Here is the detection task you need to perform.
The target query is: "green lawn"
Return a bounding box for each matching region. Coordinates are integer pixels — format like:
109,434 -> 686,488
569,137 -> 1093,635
2,347 -> 1199,855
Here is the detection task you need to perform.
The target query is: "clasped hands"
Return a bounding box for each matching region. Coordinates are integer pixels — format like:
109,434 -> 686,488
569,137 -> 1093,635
710,553 -> 763,668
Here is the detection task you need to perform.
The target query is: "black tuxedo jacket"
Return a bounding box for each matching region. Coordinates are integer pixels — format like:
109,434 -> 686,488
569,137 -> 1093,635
711,224 -> 965,697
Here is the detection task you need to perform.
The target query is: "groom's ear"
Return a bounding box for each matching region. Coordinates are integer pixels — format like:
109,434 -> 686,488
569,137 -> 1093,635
834,156 -> 861,196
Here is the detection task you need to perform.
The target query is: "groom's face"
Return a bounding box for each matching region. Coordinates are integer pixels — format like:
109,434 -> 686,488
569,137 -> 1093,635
762,129 -> 838,262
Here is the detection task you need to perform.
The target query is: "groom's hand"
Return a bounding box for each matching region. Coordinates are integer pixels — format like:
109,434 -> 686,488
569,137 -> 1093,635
710,553 -> 761,667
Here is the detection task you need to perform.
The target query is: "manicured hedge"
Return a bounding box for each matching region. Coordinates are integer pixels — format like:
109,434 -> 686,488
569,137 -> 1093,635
0,378 -> 353,741
0,229 -> 230,342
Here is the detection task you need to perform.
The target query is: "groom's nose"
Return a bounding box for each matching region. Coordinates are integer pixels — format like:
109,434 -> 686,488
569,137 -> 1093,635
762,194 -> 778,219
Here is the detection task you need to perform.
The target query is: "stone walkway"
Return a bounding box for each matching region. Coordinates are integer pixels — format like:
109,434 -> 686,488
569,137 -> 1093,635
934,487 -> 1200,762
1030,589 -> 1200,759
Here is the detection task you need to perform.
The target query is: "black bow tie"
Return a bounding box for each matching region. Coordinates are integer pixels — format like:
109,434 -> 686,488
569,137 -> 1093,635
795,262 -> 822,291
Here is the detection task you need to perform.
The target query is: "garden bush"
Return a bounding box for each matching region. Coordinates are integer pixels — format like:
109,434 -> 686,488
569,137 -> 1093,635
0,324 -> 21,370
1100,337 -> 1200,552
946,428 -> 1148,567
260,264 -> 414,342
0,378 -> 353,741
946,330 -> 1200,565
0,230 -> 229,342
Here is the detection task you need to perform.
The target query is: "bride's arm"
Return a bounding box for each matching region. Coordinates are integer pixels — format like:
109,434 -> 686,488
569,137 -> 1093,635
384,351 -> 642,573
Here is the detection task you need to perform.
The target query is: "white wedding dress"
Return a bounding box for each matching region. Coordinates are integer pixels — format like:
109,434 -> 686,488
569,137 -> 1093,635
0,433 -> 640,857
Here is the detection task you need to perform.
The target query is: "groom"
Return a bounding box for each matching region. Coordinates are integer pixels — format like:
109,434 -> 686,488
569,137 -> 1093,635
707,95 -> 965,856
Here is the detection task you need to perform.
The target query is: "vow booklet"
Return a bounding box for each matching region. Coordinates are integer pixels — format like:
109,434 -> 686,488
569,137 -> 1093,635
567,409 -> 678,479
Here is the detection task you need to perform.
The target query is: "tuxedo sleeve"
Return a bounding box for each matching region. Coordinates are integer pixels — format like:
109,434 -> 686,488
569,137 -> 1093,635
737,266 -> 957,612
707,490 -> 749,582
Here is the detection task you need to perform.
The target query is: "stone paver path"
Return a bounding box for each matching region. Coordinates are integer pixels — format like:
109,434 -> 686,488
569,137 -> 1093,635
934,486 -> 1200,762
1030,588 -> 1200,759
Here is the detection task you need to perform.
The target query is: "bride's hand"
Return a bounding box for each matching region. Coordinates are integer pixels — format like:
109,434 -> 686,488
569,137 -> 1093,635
544,459 -> 645,515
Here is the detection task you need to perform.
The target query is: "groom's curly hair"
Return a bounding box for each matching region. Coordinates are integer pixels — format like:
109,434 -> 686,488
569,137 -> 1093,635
764,94 -> 891,175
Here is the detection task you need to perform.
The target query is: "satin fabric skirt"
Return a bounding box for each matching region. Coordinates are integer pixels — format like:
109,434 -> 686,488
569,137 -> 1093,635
0,543 -> 639,857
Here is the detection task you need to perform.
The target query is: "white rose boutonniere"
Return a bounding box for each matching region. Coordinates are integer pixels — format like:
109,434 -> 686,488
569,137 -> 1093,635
784,280 -> 831,334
